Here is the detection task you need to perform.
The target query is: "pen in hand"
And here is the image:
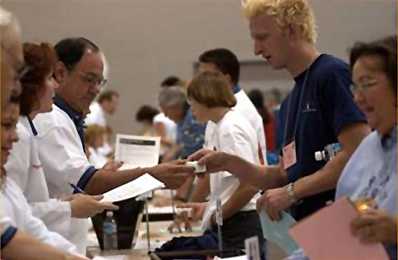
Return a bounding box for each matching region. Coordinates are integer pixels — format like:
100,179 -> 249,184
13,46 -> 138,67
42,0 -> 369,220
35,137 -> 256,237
69,183 -> 86,194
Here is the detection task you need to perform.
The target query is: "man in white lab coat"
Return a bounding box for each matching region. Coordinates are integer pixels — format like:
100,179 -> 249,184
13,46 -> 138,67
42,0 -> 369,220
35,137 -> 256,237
32,37 -> 194,251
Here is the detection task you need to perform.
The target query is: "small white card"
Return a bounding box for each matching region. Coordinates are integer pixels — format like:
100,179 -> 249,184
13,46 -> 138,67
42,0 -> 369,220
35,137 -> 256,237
115,134 -> 160,170
245,236 -> 260,260
185,161 -> 206,173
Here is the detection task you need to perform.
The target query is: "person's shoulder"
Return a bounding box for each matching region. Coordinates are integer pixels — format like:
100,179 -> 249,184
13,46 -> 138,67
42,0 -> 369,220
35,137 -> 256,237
313,54 -> 349,78
220,110 -> 254,134
359,130 -> 379,147
3,178 -> 23,196
33,105 -> 71,136
15,117 -> 32,141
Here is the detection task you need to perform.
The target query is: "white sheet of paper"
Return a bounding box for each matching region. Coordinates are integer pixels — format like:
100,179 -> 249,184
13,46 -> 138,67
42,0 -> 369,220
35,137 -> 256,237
93,255 -> 128,260
101,174 -> 165,202
213,256 -> 248,260
115,134 -> 160,170
92,256 -> 127,260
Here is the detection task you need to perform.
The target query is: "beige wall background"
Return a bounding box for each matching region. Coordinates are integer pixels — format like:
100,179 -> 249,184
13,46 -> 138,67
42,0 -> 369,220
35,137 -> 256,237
4,0 -> 396,135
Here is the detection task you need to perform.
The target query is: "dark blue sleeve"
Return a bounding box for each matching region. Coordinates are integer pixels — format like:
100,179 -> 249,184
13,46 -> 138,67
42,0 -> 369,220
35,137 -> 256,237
319,65 -> 367,136
1,226 -> 17,249
75,166 -> 97,193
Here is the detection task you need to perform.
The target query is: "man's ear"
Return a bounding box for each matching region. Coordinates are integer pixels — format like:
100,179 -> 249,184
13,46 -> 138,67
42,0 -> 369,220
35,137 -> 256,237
54,61 -> 67,84
223,73 -> 233,87
285,24 -> 299,40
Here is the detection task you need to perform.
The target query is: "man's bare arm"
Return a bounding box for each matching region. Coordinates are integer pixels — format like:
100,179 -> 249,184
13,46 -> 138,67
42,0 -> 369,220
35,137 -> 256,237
294,122 -> 370,199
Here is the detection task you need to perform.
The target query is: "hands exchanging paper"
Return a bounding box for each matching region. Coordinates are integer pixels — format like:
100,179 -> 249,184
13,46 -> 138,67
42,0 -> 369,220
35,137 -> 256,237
148,159 -> 195,189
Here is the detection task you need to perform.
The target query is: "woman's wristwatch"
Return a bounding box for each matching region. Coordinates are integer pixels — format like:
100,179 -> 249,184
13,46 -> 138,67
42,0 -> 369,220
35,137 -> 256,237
286,182 -> 299,204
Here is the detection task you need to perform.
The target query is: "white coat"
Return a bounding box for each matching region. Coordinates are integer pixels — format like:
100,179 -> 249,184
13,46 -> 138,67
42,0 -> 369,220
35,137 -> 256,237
2,177 -> 77,253
33,105 -> 92,253
5,116 -> 73,240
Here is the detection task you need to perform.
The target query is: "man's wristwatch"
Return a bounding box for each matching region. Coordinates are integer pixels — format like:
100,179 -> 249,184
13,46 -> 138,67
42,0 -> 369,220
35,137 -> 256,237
286,182 -> 298,204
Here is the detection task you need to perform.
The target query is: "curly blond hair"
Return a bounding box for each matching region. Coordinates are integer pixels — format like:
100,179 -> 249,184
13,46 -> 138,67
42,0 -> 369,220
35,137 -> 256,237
242,0 -> 318,44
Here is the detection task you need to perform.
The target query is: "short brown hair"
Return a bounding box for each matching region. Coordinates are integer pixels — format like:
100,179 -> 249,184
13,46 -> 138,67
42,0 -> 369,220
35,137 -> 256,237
98,89 -> 119,103
85,124 -> 106,147
187,71 -> 236,108
20,42 -> 57,116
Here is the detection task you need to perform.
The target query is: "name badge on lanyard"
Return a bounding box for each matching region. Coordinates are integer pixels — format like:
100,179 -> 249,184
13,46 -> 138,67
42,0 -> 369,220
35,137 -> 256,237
282,140 -> 297,170
281,66 -> 312,171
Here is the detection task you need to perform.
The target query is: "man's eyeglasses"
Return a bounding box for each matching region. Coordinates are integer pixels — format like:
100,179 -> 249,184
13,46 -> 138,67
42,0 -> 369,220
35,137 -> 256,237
350,80 -> 378,93
77,71 -> 107,87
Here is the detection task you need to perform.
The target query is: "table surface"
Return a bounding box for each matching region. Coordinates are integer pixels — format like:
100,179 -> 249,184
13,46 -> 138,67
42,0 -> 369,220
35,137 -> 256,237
87,220 -> 202,259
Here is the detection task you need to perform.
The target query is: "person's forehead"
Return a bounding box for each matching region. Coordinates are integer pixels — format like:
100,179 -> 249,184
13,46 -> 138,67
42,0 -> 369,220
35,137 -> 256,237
198,62 -> 219,73
74,49 -> 104,73
249,13 -> 277,32
2,25 -> 23,69
354,56 -> 385,76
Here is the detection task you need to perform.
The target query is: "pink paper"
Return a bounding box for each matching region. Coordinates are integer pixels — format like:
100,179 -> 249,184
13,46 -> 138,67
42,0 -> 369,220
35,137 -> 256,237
289,197 -> 389,260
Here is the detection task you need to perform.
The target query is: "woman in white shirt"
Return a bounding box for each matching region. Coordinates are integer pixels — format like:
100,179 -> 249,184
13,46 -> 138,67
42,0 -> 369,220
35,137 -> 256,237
5,42 -> 118,252
1,98 -> 88,258
184,71 -> 264,256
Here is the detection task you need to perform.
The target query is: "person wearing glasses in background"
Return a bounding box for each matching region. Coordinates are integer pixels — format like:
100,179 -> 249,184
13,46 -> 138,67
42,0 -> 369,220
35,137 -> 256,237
32,37 -> 194,252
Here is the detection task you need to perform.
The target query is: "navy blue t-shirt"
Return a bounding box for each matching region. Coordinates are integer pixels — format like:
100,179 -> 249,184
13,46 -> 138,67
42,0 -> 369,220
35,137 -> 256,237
278,54 -> 366,220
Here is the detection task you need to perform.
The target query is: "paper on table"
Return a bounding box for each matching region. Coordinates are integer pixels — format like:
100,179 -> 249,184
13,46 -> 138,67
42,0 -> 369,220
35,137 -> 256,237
259,209 -> 299,255
92,256 -> 127,260
101,174 -> 165,203
114,134 -> 160,170
213,255 -> 248,260
289,197 -> 389,260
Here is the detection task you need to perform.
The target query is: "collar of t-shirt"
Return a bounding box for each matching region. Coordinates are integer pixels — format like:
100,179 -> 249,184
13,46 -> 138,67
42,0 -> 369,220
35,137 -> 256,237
53,95 -> 86,150
380,126 -> 397,151
232,84 -> 241,94
27,116 -> 38,136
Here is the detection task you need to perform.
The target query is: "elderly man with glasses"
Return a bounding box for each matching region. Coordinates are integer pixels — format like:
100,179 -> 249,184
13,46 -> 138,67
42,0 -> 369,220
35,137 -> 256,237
32,37 -> 194,252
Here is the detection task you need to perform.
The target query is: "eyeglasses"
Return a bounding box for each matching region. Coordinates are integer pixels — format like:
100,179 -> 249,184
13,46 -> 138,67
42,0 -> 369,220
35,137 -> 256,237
350,80 -> 378,93
77,71 -> 107,87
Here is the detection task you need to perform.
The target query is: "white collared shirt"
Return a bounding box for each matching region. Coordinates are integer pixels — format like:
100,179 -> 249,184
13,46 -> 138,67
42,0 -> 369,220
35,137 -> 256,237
33,105 -> 92,253
5,116 -> 73,241
201,109 -> 260,229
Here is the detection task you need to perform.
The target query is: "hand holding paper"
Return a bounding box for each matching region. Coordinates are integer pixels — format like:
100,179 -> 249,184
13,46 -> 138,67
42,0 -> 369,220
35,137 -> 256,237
289,197 -> 389,260
259,209 -> 299,254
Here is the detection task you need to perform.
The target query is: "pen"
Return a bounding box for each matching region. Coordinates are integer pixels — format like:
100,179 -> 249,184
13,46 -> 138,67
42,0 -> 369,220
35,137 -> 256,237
69,183 -> 86,194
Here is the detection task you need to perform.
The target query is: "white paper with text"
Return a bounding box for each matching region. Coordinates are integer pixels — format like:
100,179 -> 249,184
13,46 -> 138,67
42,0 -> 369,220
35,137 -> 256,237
115,134 -> 160,170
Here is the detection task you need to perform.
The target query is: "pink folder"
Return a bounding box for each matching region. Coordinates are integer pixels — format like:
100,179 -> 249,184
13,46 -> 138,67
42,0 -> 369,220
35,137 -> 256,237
289,197 -> 389,260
